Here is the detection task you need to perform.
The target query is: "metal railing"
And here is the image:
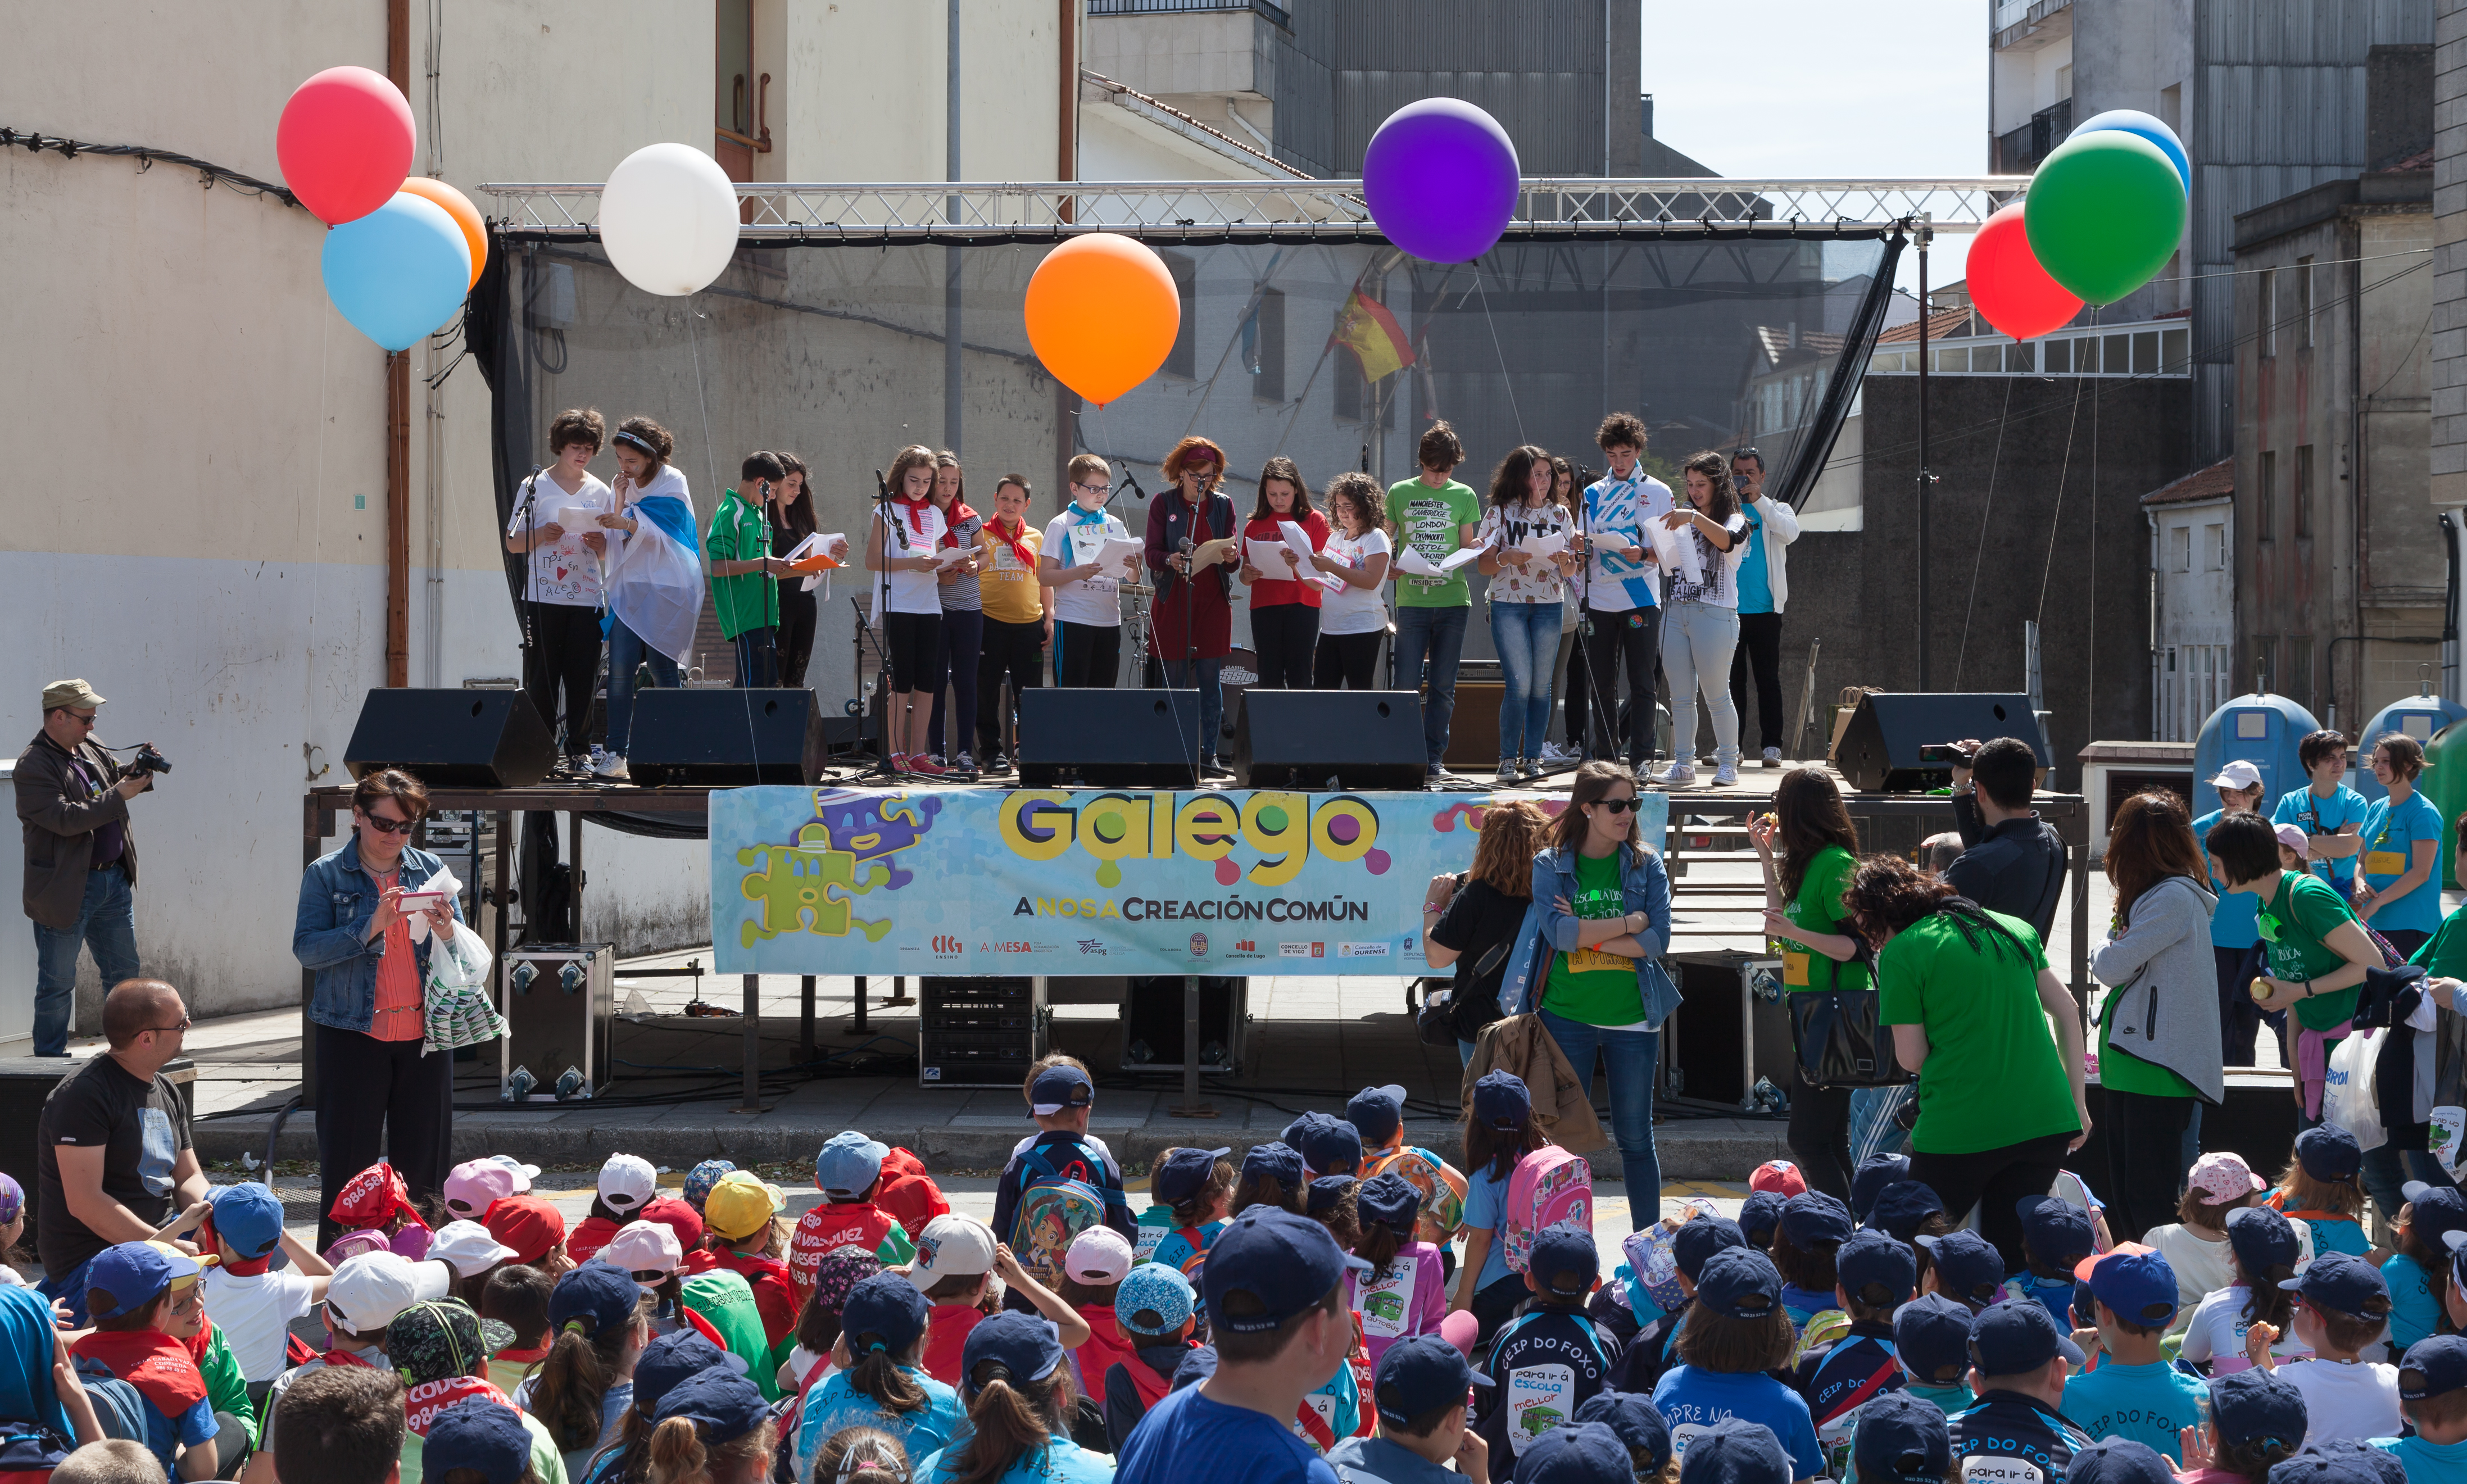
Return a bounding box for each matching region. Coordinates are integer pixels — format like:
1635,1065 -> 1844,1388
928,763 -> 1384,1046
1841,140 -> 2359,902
481,176 -> 2029,240
1087,0 -> 1289,24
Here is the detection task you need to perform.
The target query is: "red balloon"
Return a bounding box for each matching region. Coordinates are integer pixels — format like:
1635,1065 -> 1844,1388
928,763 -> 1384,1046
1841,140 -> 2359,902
1966,202 -> 2081,341
276,66 -> 415,225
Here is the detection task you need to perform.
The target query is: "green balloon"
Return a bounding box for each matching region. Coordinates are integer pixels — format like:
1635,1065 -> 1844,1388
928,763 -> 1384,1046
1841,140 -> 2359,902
2023,131 -> 2188,306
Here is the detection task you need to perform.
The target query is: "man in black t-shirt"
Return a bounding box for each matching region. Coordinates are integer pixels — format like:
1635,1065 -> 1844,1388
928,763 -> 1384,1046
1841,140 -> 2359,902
36,978 -> 207,1323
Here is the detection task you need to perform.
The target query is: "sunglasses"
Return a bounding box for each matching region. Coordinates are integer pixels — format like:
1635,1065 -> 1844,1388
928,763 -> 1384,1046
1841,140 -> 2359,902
362,813 -> 417,836
1591,797 -> 1640,814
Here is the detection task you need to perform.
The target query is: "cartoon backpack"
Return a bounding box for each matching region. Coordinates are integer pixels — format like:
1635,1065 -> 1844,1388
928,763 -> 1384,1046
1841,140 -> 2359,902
1008,1145 -> 1108,1291
1502,1146 -> 1593,1274
1362,1145 -> 1468,1245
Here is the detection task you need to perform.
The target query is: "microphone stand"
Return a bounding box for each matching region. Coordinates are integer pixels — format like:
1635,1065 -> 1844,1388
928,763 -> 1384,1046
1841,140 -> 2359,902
1563,462 -> 1624,779
849,470 -> 909,784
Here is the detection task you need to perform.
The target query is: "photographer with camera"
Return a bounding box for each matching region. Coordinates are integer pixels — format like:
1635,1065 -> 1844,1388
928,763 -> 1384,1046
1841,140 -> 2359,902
16,679 -> 160,1058
1943,736 -> 2069,943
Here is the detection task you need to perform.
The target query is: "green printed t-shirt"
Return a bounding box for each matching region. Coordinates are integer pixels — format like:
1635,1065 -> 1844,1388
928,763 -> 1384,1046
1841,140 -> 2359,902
1876,910 -> 2080,1156
705,488 -> 780,640
682,1268 -> 781,1400
2260,870 -> 2364,1031
1777,845 -> 1866,994
1544,851 -> 1643,1026
1389,477 -> 1481,608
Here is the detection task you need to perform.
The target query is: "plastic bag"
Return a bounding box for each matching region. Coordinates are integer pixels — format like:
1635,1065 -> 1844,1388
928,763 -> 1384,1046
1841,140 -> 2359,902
422,920 -> 506,1055
2325,1027 -> 2387,1154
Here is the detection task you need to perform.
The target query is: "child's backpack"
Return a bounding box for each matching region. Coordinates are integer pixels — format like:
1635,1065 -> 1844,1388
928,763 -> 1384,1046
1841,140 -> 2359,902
874,1146 -> 951,1240
1008,1144 -> 1108,1291
1502,1146 -> 1593,1274
1134,1207 -> 1174,1262
1362,1145 -> 1468,1244
0,1421 -> 74,1484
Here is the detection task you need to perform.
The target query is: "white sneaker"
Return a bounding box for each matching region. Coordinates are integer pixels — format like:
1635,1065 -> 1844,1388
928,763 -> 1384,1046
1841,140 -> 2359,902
1495,760 -> 1522,784
1656,761 -> 1696,788
1538,742 -> 1572,764
1714,761 -> 1739,786
1762,747 -> 1784,769
591,751 -> 629,780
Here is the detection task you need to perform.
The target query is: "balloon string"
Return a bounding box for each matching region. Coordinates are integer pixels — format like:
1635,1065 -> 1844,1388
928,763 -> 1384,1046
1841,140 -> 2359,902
1952,374 -> 2014,688
2033,307 -> 2093,633
1473,274 -> 1526,448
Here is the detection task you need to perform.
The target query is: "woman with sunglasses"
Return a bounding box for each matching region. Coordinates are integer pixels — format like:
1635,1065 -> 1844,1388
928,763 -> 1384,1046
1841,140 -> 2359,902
1491,761 -> 1676,1231
1144,437 -> 1239,778
292,768 -> 460,1241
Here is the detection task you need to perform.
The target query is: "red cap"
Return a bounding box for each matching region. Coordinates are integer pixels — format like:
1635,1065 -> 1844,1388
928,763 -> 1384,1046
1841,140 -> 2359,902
640,1194 -> 705,1254
329,1161 -> 414,1230
1749,1160 -> 1808,1197
483,1193 -> 567,1265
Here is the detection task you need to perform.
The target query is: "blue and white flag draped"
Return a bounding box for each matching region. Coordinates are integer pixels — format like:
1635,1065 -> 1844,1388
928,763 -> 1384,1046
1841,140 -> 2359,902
602,465 -> 705,664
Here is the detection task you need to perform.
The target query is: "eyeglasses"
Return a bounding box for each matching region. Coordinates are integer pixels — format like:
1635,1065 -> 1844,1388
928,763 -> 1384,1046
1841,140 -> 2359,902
362,813 -> 417,836
1070,480 -> 1108,497
1183,461 -> 1218,475
144,1018 -> 192,1035
1592,797 -> 1640,814
66,712 -> 96,728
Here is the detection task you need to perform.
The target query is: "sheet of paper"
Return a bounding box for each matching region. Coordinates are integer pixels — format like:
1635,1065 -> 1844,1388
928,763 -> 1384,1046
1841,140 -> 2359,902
406,868 -> 462,943
1191,535 -> 1240,571
1439,544 -> 1487,573
1094,536 -> 1146,583
1649,517 -> 1702,585
1246,537 -> 1304,574
551,506 -> 595,532
1277,520 -> 1318,566
931,545 -> 976,569
1520,530 -> 1569,561
1394,547 -> 1441,579
796,533 -> 849,592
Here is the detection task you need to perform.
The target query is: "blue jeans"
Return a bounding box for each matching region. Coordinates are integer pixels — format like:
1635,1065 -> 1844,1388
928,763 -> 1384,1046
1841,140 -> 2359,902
606,614 -> 681,754
1159,657 -> 1225,763
37,1254 -> 96,1327
1393,605 -> 1470,766
1490,600 -> 1561,763
731,626 -> 778,688
33,867 -> 137,1056
1539,1007 -> 1661,1230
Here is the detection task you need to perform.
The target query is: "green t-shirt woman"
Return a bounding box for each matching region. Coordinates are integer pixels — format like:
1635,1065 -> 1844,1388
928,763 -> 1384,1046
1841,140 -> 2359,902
2205,812 -> 2382,1118
1749,768 -> 1870,1202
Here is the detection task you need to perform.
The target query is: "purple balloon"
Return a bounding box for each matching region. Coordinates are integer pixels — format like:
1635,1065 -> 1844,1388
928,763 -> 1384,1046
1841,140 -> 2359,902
1362,98 -> 1522,264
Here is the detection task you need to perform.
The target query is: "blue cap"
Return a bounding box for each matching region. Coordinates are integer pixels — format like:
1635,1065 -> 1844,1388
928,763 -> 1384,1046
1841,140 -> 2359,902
1836,1228 -> 1916,1305
422,1398 -> 534,1484
1240,1141 -> 1304,1190
1894,1292 -> 1976,1385
1970,1296 -> 2085,1376
2208,1367 -> 2306,1451
2078,1247 -> 2179,1329
1671,1418 -> 1792,1484
1573,1391 -> 1671,1472
1472,1070 -> 1530,1131
85,1241 -> 198,1320
1511,1422 -> 1636,1484
1530,1228 -> 1599,1299
1306,1175 -> 1357,1215
1916,1229 -> 2005,1308
1868,1182 -> 1945,1244
1346,1084 -> 1408,1146
2293,1124 -> 2362,1183
2279,1250 -> 2389,1319
1283,1113 -> 1364,1177
1153,1147 -> 1230,1205
1673,1215 -> 1746,1283
2016,1196 -> 2094,1265
651,1368 -> 769,1446
550,1260 -> 642,1336
1171,1345 -> 1217,1390
1694,1247 -> 1784,1321
1028,1063 -> 1094,1116
1117,1263 -> 1196,1337
1201,1207 -> 1371,1332
1851,1154 -> 1912,1223
1371,1333 -> 1492,1427
209,1183 -> 288,1261
814,1131 -> 890,1199
840,1272 -> 931,1355
2403,1181 -> 2467,1249
2401,1333 -> 2467,1400
2276,1440 -> 2405,1484
680,1160 -> 736,1212
1780,1191 -> 1853,1249
633,1331 -> 747,1417
1851,1391 -> 1949,1482
960,1310 -> 1067,1392
1736,1190 -> 1786,1246
2067,1439 -> 2174,1484
1356,1173 -> 1422,1236
2226,1204 -> 2301,1274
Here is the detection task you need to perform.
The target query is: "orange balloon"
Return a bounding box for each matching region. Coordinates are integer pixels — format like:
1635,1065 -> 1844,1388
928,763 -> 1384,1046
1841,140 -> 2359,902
397,176 -> 487,288
1023,233 -> 1180,406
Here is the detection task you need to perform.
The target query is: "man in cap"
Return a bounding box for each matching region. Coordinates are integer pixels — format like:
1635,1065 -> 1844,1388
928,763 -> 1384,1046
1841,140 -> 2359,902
17,678 -> 157,1058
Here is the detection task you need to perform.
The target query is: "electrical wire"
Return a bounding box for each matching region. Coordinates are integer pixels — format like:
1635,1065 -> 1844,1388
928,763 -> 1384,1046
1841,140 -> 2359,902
0,127 -> 303,209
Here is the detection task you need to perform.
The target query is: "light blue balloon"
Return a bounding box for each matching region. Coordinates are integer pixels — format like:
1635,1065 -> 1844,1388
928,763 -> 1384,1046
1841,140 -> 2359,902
2069,108 -> 2190,193
321,193 -> 471,351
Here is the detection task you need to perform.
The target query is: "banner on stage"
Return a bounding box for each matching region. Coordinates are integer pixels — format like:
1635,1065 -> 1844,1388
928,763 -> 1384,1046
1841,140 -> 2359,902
711,787 -> 1669,978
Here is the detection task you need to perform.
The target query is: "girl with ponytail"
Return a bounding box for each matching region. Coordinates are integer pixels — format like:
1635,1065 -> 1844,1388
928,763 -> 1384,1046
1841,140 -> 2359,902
643,1369 -> 776,1484
793,1274 -> 964,1482
520,1264 -> 652,1478
916,1312 -> 1110,1484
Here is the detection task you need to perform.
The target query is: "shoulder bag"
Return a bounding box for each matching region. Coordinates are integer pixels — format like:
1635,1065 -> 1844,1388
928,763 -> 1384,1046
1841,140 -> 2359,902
1786,938 -> 1910,1090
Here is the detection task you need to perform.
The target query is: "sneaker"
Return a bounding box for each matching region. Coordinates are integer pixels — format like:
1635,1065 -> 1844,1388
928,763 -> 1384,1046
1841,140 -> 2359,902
928,755 -> 947,769
592,753 -> 630,780
1656,760 -> 1696,788
1426,763 -> 1448,782
954,752 -> 976,774
1495,760 -> 1521,784
1538,742 -> 1572,764
906,755 -> 946,777
1713,761 -> 1739,786
888,752 -> 911,772
1521,758 -> 1547,781
989,751 -> 1012,774
1762,747 -> 1784,769
1201,759 -> 1233,780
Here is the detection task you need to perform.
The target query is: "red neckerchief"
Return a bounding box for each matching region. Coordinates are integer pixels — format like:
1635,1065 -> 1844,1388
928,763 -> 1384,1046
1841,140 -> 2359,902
72,1330 -> 207,1417
405,1374 -> 515,1437
894,495 -> 936,537
936,501 -> 978,550
714,1247 -> 790,1288
988,514 -> 1036,570
220,1254 -> 276,1277
323,1346 -> 380,1369
183,1317 -> 215,1365
679,1247 -> 722,1276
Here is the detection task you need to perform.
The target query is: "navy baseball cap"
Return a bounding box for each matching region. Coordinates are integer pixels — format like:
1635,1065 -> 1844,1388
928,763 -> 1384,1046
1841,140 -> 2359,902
1780,1191 -> 1853,1249
651,1368 -> 769,1446
1851,1390 -> 1949,1483
1836,1228 -> 1917,1305
2067,1439 -> 2173,1484
1028,1062 -> 1094,1116
1970,1296 -> 2085,1376
1694,1246 -> 1784,1320
2207,1367 -> 2306,1451
1283,1111 -> 1364,1176
632,1332 -> 748,1418
1894,1292 -> 1976,1385
1153,1146 -> 1230,1205
2226,1204 -> 2301,1274
959,1310 -> 1068,1391
1346,1084 -> 1408,1146
2254,1454 -> 2384,1484
1737,1190 -> 1786,1247
2403,1181 -> 2467,1248
1511,1421 -> 1634,1484
1306,1175 -> 1357,1216
550,1260 -> 642,1336
840,1272 -> 931,1356
1673,1215 -> 1747,1283
2075,1246 -> 2180,1329
1852,1154 -> 1912,1223
1573,1391 -> 1671,1473
1916,1229 -> 2005,1308
1356,1173 -> 1422,1236
1671,1418 -> 1792,1484
209,1183 -> 288,1262
1471,1070 -> 1530,1131
2400,1333 -> 2467,1400
1201,1207 -> 1371,1332
423,1399 -> 533,1484
1868,1182 -> 1946,1243
1530,1228 -> 1599,1299
2279,1250 -> 2389,1319
2293,1124 -> 2363,1183
2016,1196 -> 2094,1264
1371,1334 -> 1492,1427
1240,1141 -> 1304,1189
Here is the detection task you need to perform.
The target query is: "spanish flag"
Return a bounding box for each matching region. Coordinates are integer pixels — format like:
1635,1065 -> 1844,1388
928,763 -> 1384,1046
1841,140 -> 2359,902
1331,291 -> 1415,382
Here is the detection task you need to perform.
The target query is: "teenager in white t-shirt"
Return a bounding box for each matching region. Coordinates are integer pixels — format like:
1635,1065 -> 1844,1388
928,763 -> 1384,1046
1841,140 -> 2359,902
1040,454 -> 1134,688
1572,414 -> 1674,768
1308,472 -> 1393,690
867,445 -> 951,775
2244,1253 -> 2403,1446
1648,450 -> 1751,787
505,409 -> 616,770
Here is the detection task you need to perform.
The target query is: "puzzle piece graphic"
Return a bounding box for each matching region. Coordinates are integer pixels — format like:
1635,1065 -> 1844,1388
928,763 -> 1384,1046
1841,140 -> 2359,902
736,842 -> 858,946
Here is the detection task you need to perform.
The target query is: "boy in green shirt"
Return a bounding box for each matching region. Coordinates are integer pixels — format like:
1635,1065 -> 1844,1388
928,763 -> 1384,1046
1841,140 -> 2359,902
1387,420 -> 1482,777
706,451 -> 790,687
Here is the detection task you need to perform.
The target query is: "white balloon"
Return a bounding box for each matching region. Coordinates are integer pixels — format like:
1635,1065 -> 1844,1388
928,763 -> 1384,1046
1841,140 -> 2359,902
599,143 -> 740,296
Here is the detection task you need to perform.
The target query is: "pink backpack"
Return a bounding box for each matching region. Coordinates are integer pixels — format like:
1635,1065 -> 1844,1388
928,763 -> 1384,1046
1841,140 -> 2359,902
1501,1146 -> 1593,1273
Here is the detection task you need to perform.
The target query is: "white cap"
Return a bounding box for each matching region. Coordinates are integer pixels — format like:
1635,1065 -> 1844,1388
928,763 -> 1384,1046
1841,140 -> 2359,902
324,1252 -> 453,1335
2210,759 -> 2265,793
905,1214 -> 999,1291
600,1220 -> 686,1281
427,1220 -> 519,1278
1064,1226 -> 1134,1286
598,1154 -> 659,1215
492,1155 -> 541,1188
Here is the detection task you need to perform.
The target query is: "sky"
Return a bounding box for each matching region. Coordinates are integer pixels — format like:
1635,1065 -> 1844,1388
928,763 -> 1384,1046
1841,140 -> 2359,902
1640,0 -> 1992,296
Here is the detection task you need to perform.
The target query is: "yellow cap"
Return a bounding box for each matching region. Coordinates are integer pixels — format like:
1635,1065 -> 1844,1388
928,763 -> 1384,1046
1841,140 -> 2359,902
701,1172 -> 786,1241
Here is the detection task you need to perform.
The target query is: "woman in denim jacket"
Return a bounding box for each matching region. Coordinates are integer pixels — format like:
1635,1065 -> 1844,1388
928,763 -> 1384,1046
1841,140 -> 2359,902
1496,761 -> 1677,1229
292,768 -> 459,1242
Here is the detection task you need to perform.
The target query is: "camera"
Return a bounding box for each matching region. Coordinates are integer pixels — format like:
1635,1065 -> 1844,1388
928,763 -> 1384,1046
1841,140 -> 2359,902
1916,742 -> 1977,765
123,744 -> 171,778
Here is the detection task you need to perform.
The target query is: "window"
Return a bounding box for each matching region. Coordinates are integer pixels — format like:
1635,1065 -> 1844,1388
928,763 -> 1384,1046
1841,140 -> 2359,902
1248,289 -> 1285,403
2206,522 -> 2226,569
2297,256 -> 2314,348
2260,269 -> 2276,359
2254,636 -> 2278,696
2159,83 -> 2183,137
2294,444 -> 2313,539
2257,450 -> 2275,541
2055,63 -> 2073,101
2164,326 -> 2191,371
2170,525 -> 2192,573
2044,339 -> 2071,374
715,0 -> 752,134
1162,253 -> 1196,379
2288,636 -> 2314,713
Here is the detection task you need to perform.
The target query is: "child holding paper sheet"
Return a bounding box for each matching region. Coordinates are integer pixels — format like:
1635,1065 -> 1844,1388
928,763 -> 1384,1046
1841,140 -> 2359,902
1043,453 -> 1134,689
1237,455 -> 1332,691
504,408 -> 614,773
1475,444 -> 1581,784
869,444 -> 951,775
1311,473 -> 1392,689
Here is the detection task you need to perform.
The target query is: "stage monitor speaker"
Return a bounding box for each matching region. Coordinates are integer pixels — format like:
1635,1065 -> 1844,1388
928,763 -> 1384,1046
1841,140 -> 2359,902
1834,692 -> 2049,793
1233,690 -> 1426,791
626,688 -> 828,787
1015,689 -> 1205,788
344,688 -> 556,788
